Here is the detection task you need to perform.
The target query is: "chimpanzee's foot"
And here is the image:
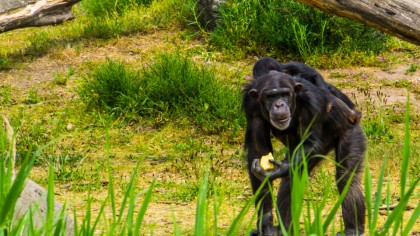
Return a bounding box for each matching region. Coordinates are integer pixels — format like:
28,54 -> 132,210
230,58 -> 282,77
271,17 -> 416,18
250,225 -> 281,236
336,229 -> 364,236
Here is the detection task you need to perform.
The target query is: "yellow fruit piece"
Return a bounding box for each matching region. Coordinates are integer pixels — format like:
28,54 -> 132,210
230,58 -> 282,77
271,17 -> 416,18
260,153 -> 275,170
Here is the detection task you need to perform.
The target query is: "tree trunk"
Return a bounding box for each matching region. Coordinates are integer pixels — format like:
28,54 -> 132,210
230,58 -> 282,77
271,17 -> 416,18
294,0 -> 420,46
0,0 -> 81,33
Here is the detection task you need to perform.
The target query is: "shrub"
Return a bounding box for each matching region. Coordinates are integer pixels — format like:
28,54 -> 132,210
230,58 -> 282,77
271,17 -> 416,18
79,53 -> 242,131
211,0 -> 389,60
79,58 -> 141,114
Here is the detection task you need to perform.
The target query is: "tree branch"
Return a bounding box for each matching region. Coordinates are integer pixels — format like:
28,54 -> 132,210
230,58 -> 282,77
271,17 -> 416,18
0,0 -> 81,33
294,0 -> 420,45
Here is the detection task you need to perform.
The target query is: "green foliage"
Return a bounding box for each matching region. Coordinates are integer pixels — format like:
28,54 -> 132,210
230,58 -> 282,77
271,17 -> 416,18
79,0 -> 153,18
1,106 -> 419,235
0,84 -> 12,105
78,0 -> 187,39
0,129 -> 35,233
359,88 -> 395,141
405,64 -> 418,74
53,67 -> 75,86
26,32 -> 52,56
0,57 -> 12,70
211,0 -> 389,60
79,53 -> 242,131
79,58 -> 141,113
195,171 -> 209,235
24,88 -> 40,105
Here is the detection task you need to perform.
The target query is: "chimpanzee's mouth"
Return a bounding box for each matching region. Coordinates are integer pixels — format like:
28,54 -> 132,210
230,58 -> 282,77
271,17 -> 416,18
273,117 -> 290,123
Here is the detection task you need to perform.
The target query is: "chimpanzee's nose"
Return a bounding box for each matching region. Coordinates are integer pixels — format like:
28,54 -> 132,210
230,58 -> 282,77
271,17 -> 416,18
275,101 -> 283,108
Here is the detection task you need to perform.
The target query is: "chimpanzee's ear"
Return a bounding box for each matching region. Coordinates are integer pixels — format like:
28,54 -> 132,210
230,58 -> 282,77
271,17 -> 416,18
295,83 -> 303,93
248,89 -> 259,100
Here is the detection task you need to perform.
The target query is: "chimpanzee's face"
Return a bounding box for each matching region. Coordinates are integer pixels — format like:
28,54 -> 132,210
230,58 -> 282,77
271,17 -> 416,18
261,86 -> 293,130
248,72 -> 301,130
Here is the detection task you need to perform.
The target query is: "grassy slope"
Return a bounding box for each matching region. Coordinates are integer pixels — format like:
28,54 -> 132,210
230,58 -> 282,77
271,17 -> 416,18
0,13 -> 419,235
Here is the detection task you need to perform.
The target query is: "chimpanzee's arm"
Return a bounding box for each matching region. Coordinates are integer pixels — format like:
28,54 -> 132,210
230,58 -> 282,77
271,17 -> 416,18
245,114 -> 273,166
251,127 -> 322,181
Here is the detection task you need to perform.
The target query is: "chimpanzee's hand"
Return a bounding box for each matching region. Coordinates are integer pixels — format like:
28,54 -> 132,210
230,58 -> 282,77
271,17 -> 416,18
251,159 -> 291,181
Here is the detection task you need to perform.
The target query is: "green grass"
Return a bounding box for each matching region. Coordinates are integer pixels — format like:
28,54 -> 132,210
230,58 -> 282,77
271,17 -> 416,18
78,53 -> 243,132
210,0 -> 390,64
79,0 -> 154,18
1,0 -> 409,71
2,102 -> 418,235
0,0 -> 419,234
0,0 -> 191,68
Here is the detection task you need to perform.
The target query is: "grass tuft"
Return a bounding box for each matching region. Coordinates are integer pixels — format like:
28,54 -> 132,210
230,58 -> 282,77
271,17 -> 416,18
79,53 -> 242,132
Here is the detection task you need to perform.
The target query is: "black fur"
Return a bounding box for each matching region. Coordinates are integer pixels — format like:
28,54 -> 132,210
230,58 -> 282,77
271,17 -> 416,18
253,57 -> 361,124
243,67 -> 366,236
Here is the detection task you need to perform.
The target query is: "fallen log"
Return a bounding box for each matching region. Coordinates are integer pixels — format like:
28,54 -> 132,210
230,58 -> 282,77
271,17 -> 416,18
0,0 -> 81,33
294,0 -> 420,45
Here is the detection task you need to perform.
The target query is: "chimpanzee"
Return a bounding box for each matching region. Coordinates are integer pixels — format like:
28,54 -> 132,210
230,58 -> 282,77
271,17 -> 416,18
243,64 -> 366,235
252,57 -> 362,124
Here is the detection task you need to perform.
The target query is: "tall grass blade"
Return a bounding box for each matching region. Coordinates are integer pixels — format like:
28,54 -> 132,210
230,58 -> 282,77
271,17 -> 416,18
73,209 -> 78,236
213,185 -> 220,234
227,178 -> 268,235
90,196 -> 108,235
372,157 -> 388,230
389,95 -> 411,236
310,192 -> 329,235
364,155 -> 373,232
134,179 -> 156,235
46,164 -> 55,236
291,155 -> 308,236
271,182 -> 287,235
400,95 -> 410,197
194,170 -> 209,235
80,191 -> 92,235
0,151 -> 34,226
117,161 -> 141,227
8,213 -> 28,235
126,183 -> 135,236
29,209 -> 36,234
379,178 -> 420,236
105,122 -> 117,231
53,206 -> 67,236
402,203 -> 420,235
172,208 -> 181,236
244,204 -> 259,236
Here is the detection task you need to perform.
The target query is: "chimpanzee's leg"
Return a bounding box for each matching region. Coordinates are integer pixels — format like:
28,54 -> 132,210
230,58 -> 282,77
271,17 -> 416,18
276,177 -> 292,234
335,126 -> 366,235
248,169 -> 278,236
276,156 -> 322,235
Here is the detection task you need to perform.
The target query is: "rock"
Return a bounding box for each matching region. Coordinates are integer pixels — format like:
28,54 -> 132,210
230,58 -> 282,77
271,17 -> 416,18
14,179 -> 74,235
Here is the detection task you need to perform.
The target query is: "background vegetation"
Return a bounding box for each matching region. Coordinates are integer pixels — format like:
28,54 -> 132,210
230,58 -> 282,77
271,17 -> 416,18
0,0 -> 419,234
